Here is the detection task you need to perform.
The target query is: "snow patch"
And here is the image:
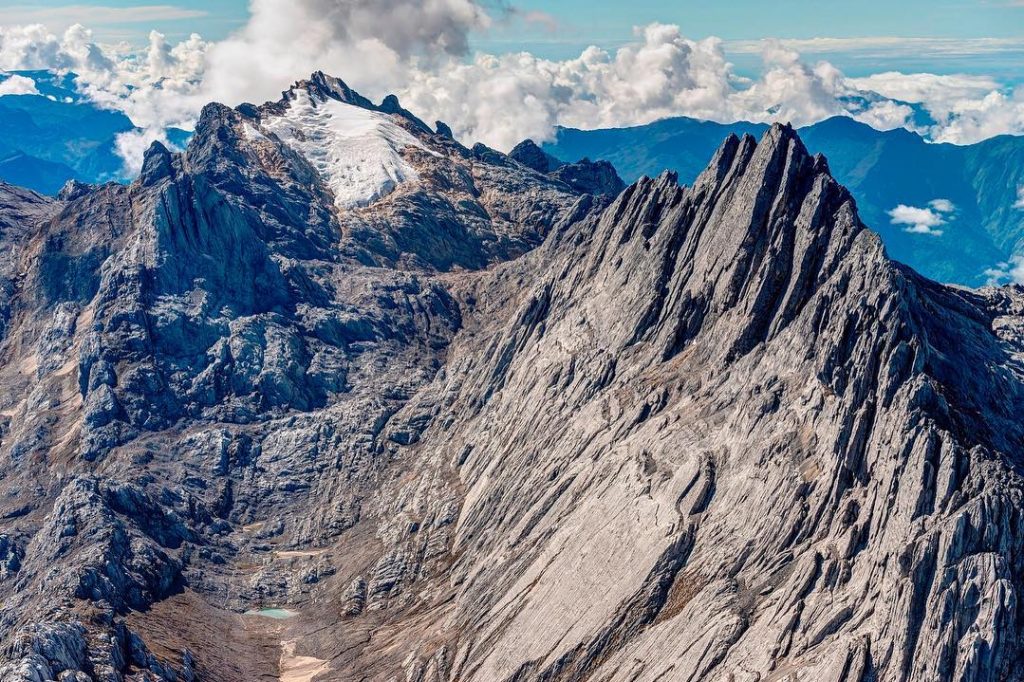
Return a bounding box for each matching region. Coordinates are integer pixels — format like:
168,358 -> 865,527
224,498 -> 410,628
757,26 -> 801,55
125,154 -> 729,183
263,91 -> 430,209
241,121 -> 267,142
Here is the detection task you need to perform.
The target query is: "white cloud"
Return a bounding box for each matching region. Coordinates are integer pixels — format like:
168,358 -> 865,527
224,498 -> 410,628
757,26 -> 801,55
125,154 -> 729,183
1,5 -> 1024,170
0,24 -> 209,173
114,127 -> 185,176
198,0 -> 490,109
852,100 -> 916,131
727,36 -> 1024,58
172,10 -> 1024,149
849,72 -> 1024,144
1014,186 -> 1024,210
929,88 -> 1024,145
0,73 -> 39,96
888,202 -> 952,236
848,72 -> 1002,103
399,26 -> 757,150
396,35 -> 1023,150
396,29 -> 871,149
985,256 -> 1024,286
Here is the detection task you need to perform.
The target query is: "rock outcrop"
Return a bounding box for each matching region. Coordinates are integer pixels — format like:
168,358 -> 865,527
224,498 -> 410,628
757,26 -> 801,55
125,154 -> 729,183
510,138 -> 626,197
0,74 -> 1023,682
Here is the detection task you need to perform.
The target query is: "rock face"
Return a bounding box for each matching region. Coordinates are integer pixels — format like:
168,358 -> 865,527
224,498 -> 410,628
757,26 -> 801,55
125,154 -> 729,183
510,138 -> 626,197
0,73 -> 1023,682
542,115 -> 1024,287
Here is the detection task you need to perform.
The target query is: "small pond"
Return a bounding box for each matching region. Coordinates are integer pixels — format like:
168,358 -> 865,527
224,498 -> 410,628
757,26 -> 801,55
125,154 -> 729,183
244,608 -> 298,620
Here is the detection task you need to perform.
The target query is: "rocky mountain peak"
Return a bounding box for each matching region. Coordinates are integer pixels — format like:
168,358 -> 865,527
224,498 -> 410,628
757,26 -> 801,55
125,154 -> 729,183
509,139 -> 555,173
2,75 -> 1024,682
267,72 -> 433,136
56,179 -> 93,202
406,123 -> 1024,682
510,138 -> 626,197
286,70 -> 376,110
579,120 -> 868,366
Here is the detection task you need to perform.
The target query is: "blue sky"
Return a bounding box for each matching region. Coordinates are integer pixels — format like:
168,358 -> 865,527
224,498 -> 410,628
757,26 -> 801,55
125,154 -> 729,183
1,0 -> 1021,156
485,0 -> 1024,80
2,0 -> 1023,79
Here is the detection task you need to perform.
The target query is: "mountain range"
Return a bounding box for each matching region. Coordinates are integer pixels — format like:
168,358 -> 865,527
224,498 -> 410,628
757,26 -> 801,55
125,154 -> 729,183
1,71 -> 1024,682
544,115 -> 1024,286
3,70 -> 1023,289
0,71 -> 190,195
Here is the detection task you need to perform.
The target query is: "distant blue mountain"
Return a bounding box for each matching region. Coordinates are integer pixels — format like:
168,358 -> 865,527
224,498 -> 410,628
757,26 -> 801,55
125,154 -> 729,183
544,116 -> 1024,286
0,71 -> 191,195
0,89 -> 134,183
0,150 -> 78,196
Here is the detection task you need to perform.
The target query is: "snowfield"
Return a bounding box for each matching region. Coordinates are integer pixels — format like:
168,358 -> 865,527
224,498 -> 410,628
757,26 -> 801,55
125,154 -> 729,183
264,90 -> 429,209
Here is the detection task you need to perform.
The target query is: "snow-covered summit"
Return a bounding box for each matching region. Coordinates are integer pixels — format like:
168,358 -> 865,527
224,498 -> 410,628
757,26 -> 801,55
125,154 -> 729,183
259,75 -> 435,210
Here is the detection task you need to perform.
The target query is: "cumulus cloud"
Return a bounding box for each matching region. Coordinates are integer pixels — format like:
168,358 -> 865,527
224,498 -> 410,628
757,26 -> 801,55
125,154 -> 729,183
0,23 -> 208,173
931,88 -> 1024,145
888,200 -> 955,236
199,0 -> 490,109
848,72 -> 1002,103
845,100 -> 914,131
398,29 -> 873,149
399,26 -> 749,150
985,257 -> 1024,286
1,2 -> 1024,171
0,73 -> 38,95
848,72 -> 1024,144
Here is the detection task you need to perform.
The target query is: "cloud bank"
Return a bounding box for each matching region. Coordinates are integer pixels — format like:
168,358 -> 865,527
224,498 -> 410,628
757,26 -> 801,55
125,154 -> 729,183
199,0 -> 490,110
1,0 -> 1023,172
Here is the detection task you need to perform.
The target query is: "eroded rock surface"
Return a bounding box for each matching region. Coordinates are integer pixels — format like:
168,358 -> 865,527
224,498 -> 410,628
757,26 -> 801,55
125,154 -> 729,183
1,73 -> 1022,682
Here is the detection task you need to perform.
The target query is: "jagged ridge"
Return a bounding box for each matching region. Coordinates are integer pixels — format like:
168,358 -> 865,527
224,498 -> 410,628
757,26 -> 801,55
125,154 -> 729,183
365,123 -> 1024,681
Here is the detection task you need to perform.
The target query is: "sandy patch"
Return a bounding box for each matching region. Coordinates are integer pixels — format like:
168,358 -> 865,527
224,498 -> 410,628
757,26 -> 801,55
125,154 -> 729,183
279,640 -> 329,682
274,549 -> 328,559
17,352 -> 38,377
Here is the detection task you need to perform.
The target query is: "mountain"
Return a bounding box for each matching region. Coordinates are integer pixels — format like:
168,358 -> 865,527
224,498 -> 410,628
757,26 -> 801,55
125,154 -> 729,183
5,68 -> 1022,288
543,115 -> 1024,286
0,70 -> 82,103
0,150 -> 79,196
0,71 -> 192,195
0,80 -> 134,190
1,72 -> 1024,682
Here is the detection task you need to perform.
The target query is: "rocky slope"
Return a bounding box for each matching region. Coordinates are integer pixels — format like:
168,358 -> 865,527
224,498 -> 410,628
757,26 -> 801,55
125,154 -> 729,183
1,73 -> 1023,682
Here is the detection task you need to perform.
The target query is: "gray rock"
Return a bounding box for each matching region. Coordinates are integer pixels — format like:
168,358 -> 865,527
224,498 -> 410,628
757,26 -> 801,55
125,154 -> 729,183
509,139 -> 557,174
549,157 -> 625,196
